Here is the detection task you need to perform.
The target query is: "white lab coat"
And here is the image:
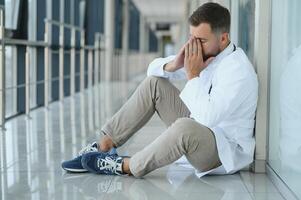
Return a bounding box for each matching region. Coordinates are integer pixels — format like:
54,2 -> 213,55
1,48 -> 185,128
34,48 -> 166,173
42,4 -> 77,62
146,43 -> 258,178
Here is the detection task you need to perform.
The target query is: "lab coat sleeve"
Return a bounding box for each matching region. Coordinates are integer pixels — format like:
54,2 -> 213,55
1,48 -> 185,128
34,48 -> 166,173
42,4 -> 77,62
179,63 -> 254,127
146,55 -> 187,80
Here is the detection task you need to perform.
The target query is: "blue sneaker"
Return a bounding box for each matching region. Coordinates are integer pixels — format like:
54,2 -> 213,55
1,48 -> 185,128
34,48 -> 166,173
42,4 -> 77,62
61,142 -> 118,172
81,152 -> 126,175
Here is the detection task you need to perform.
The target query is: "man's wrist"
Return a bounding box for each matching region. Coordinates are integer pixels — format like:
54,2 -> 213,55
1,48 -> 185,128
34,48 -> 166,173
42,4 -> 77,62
187,75 -> 199,80
163,61 -> 175,72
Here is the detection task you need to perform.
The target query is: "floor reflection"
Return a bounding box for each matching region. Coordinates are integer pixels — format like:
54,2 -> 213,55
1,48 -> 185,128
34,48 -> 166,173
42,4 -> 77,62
0,80 -> 282,200
0,82 -> 137,200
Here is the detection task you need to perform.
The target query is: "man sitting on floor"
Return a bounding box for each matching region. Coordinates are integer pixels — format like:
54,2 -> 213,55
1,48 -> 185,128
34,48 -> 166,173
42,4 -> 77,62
62,2 -> 258,178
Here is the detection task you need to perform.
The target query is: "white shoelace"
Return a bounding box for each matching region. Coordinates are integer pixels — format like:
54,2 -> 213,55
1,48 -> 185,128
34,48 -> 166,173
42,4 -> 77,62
97,156 -> 123,175
78,143 -> 98,156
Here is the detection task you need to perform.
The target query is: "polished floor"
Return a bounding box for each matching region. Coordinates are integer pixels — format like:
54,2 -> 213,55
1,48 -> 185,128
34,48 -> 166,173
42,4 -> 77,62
0,80 -> 286,200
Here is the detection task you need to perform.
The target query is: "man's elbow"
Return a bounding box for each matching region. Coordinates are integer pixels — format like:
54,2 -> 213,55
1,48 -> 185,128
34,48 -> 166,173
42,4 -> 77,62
146,67 -> 152,77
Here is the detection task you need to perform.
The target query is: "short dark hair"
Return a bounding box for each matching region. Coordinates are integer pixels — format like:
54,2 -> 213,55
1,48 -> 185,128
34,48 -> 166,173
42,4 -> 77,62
188,2 -> 230,34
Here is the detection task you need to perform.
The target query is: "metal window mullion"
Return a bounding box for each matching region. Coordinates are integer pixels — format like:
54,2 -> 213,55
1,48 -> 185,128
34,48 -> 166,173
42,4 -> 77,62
88,50 -> 93,88
29,47 -> 37,109
25,47 -> 31,117
80,31 -> 85,92
12,47 -> 17,117
0,8 -> 5,129
59,25 -> 64,100
46,0 -> 52,102
122,0 -> 129,82
100,35 -> 105,81
70,28 -> 76,96
94,34 -> 100,85
44,21 -> 50,107
28,0 -> 37,109
98,36 -> 102,82
59,0 -> 65,101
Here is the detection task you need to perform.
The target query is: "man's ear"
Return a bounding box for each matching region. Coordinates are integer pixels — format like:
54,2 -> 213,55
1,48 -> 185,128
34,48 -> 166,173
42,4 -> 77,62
219,32 -> 229,48
220,32 -> 229,43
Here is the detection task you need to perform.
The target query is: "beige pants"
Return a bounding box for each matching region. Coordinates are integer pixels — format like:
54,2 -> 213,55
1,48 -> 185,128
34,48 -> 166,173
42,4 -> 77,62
101,76 -> 221,177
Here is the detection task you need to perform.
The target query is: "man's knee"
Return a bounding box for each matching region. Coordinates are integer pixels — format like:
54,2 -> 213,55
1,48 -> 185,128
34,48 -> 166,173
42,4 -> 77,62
170,118 -> 212,141
145,75 -> 164,81
172,118 -> 207,131
143,76 -> 168,87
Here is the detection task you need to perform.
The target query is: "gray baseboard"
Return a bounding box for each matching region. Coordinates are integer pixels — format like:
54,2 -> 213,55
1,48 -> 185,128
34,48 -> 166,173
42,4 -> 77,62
251,159 -> 266,173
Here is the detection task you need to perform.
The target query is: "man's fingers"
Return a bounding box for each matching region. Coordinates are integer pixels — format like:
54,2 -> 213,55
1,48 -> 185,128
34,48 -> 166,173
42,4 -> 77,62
193,39 -> 197,55
180,41 -> 188,52
190,39 -> 194,56
185,38 -> 191,46
189,40 -> 193,57
185,43 -> 189,60
197,39 -> 202,58
179,46 -> 185,56
179,39 -> 191,55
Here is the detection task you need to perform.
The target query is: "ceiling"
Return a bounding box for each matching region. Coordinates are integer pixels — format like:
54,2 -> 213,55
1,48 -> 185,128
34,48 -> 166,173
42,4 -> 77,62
132,0 -> 189,24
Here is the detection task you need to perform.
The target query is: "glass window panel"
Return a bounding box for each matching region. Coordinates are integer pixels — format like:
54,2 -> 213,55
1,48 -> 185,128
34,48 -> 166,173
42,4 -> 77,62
268,0 -> 301,198
5,0 -> 21,29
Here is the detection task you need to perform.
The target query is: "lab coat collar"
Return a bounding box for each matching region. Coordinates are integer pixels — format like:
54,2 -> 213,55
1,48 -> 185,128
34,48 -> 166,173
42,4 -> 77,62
214,42 -> 235,63
204,42 -> 235,72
